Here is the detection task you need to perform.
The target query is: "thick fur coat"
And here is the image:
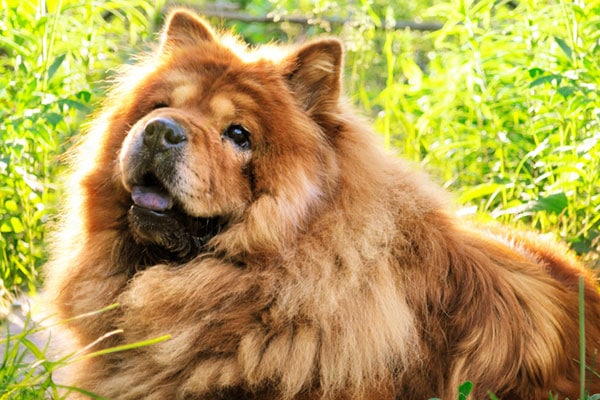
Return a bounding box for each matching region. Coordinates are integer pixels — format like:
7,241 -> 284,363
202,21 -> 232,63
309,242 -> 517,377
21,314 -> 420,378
44,9 -> 600,399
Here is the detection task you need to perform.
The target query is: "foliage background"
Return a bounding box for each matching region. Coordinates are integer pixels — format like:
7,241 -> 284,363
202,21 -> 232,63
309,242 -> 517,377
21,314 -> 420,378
0,0 -> 165,310
1,0 -> 599,310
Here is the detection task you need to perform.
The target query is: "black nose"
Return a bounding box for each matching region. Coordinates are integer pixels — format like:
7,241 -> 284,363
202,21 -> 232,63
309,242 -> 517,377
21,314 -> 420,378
143,117 -> 187,152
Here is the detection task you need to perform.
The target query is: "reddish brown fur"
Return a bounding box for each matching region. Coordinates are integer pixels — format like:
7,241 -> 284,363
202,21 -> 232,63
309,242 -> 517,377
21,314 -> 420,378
44,9 -> 600,400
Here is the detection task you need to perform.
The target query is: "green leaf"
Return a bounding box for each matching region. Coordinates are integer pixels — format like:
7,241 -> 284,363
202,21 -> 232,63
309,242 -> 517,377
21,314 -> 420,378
44,112 -> 63,126
458,381 -> 473,399
46,53 -> 66,81
10,217 -> 24,233
557,86 -> 577,98
528,192 -> 568,214
1,222 -> 13,232
59,98 -> 91,112
554,36 -> 573,59
529,74 -> 562,88
400,57 -> 423,84
528,67 -> 544,78
76,90 -> 92,103
20,337 -> 47,361
5,200 -> 18,213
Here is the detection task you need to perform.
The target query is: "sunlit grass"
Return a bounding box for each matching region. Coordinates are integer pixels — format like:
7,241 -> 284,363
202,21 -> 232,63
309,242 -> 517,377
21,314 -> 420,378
1,302 -> 170,399
345,0 -> 599,264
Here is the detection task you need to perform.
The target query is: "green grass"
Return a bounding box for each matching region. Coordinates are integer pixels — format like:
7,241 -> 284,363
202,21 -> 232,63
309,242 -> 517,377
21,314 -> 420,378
1,303 -> 170,399
1,0 -> 599,397
1,314 -> 62,399
344,0 -> 600,261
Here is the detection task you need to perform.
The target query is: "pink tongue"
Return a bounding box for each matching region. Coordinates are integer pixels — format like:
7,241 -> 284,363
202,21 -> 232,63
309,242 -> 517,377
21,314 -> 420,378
131,186 -> 173,212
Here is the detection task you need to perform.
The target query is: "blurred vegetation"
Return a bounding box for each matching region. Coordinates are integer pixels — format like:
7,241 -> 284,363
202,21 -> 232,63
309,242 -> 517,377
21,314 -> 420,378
373,0 -> 600,261
1,0 -> 599,304
0,0 -> 165,309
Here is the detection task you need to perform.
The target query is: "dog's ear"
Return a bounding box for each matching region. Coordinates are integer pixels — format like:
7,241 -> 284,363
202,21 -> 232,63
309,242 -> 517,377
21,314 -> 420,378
160,9 -> 215,50
284,39 -> 343,112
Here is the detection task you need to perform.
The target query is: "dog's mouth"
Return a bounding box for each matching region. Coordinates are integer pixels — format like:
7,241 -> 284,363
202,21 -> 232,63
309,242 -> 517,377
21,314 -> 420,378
126,172 -> 223,263
131,177 -> 174,214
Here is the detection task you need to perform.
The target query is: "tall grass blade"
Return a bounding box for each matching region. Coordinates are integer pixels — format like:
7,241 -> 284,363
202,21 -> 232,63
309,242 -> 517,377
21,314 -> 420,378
69,334 -> 172,364
580,275 -> 585,400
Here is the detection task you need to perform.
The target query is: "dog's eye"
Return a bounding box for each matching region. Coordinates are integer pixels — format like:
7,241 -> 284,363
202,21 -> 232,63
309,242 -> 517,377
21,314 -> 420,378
222,124 -> 251,150
152,102 -> 169,110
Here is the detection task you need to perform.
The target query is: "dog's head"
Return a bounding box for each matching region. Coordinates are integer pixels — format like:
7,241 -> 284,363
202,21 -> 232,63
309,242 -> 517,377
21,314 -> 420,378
113,10 -> 343,262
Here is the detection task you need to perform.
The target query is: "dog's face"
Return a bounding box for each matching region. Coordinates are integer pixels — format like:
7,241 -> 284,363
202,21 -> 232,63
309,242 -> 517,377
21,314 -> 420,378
118,54 -> 255,258
115,11 -> 343,261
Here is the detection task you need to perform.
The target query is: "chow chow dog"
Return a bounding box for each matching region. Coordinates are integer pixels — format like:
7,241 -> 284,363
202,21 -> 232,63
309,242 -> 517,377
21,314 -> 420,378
44,8 -> 600,399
